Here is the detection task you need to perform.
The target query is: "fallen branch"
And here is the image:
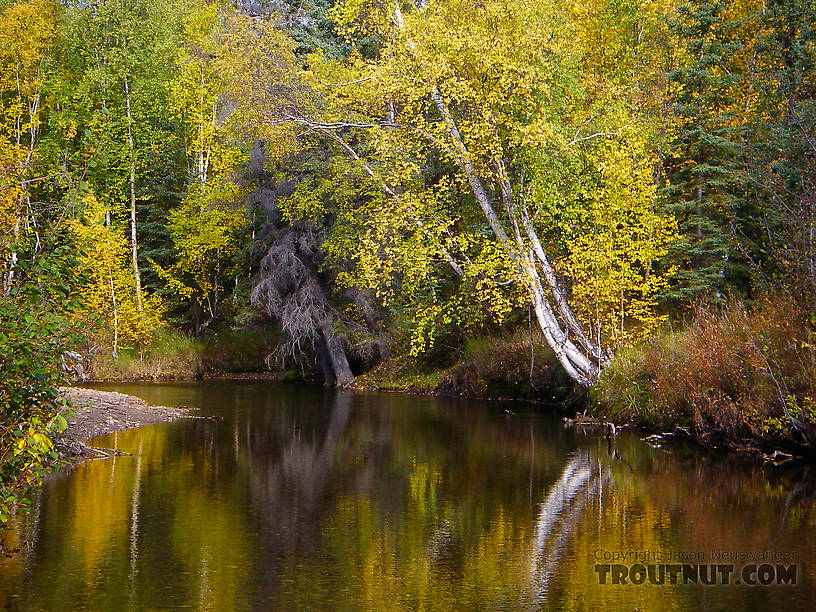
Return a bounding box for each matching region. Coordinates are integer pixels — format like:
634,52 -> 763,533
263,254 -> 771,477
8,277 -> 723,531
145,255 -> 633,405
60,440 -> 133,459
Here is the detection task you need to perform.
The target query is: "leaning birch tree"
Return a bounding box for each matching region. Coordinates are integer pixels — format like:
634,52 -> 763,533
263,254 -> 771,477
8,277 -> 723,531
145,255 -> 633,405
224,0 -> 676,387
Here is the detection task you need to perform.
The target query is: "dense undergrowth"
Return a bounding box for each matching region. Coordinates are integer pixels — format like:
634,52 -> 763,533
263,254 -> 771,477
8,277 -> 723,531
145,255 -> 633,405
0,251 -> 76,524
354,333 -> 576,404
593,295 -> 816,453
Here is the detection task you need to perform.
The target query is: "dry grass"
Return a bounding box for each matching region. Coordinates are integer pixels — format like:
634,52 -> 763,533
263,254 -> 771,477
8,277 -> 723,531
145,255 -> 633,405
594,294 -> 816,447
86,326 -> 280,381
87,329 -> 203,380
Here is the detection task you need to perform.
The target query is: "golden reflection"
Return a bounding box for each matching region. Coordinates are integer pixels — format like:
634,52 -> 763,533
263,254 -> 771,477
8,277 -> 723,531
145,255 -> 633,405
0,383 -> 813,610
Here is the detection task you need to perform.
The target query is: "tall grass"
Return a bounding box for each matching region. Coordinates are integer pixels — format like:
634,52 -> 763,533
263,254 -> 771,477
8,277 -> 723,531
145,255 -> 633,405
86,326 -> 280,380
88,328 -> 203,380
594,295 -> 816,449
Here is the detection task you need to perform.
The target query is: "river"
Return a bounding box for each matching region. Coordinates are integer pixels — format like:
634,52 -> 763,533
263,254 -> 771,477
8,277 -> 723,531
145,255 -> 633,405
0,381 -> 813,610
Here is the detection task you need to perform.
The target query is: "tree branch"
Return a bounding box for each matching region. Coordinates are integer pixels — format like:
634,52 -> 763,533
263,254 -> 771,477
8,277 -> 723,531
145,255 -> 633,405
569,132 -> 618,145
326,132 -> 465,278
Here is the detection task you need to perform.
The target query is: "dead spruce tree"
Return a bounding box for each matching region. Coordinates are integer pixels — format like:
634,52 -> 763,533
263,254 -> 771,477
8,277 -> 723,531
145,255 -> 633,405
251,199 -> 355,387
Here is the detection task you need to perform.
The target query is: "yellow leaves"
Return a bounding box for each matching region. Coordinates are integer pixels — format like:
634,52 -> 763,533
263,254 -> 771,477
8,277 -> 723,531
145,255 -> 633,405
0,1 -> 59,244
0,140 -> 25,236
330,0 -> 392,41
560,136 -> 678,349
0,0 -> 58,144
406,231 -> 524,357
0,0 -> 58,93
169,4 -> 250,190
170,192 -> 243,263
279,180 -> 328,222
321,152 -> 457,301
216,11 -> 304,160
69,191 -> 162,352
158,185 -> 246,313
180,0 -> 221,50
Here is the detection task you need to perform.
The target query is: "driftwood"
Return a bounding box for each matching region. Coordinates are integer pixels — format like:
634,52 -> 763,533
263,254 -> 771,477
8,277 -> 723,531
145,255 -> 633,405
180,414 -> 223,421
641,426 -> 694,449
59,440 -> 133,459
563,416 -> 631,439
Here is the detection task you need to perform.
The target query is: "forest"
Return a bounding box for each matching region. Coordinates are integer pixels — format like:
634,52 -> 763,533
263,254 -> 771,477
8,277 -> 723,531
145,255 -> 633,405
1,0 -> 815,513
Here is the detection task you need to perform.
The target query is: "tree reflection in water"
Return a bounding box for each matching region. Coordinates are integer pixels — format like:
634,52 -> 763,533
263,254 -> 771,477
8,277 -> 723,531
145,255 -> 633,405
529,448 -> 610,605
0,382 -> 814,611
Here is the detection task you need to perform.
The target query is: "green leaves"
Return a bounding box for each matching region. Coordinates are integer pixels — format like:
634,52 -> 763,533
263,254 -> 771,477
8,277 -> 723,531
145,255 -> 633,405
0,240 -> 80,524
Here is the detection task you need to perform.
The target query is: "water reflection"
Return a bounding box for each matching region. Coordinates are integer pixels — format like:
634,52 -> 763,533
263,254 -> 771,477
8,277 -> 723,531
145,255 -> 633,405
529,449 -> 610,605
0,382 -> 813,610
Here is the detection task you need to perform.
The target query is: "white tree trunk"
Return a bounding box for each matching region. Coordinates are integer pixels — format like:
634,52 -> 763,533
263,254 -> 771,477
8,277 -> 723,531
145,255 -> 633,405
124,75 -> 143,311
428,89 -> 603,385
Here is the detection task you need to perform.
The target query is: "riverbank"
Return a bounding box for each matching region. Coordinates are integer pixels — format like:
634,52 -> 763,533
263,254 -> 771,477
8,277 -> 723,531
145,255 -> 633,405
65,294 -> 816,462
78,326 -> 281,382
57,388 -> 194,458
590,296 -> 816,460
349,338 -> 578,405
83,371 -> 287,384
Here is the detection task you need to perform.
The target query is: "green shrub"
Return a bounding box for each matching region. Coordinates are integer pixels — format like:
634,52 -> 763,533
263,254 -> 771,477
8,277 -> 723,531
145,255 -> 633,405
0,246 -> 79,523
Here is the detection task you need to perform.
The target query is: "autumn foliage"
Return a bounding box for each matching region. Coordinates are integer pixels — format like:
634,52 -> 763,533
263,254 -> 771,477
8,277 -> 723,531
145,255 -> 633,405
595,295 -> 816,450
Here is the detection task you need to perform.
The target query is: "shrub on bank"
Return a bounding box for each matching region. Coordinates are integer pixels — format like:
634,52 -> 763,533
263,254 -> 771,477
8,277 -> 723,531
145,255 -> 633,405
0,247 -> 78,524
0,302 -> 72,523
436,335 -> 573,401
593,295 -> 816,450
355,333 -> 575,402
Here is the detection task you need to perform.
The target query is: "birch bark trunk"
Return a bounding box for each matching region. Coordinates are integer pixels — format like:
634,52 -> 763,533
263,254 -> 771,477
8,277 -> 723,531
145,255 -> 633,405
124,75 -> 143,311
388,3 -> 606,385
428,89 -> 602,385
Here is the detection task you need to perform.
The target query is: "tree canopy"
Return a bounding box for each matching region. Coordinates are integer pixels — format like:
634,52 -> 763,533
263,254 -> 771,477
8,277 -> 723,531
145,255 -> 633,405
0,0 -> 813,389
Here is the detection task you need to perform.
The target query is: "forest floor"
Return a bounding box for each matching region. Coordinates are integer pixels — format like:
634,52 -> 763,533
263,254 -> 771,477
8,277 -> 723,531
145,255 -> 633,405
56,387 -> 194,459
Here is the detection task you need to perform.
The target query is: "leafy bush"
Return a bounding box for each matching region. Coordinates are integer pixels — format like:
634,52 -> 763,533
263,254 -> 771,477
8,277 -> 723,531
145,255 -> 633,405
437,335 -> 572,401
0,247 -> 79,522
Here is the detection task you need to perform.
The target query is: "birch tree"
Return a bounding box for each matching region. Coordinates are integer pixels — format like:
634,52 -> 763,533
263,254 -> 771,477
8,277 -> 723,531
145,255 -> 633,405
54,0 -> 184,310
0,0 -> 59,296
278,0 -> 677,386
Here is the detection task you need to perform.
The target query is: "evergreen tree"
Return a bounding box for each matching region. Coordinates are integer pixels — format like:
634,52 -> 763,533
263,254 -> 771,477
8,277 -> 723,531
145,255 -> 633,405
663,0 -> 750,303
749,0 -> 816,304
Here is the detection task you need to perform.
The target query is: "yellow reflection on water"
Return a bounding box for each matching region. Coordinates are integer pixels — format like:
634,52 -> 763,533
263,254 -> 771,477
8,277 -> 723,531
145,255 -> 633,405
0,383 -> 813,611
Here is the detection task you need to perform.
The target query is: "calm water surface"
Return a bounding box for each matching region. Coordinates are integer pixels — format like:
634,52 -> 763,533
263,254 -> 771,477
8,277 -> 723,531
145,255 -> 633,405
0,381 -> 814,610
